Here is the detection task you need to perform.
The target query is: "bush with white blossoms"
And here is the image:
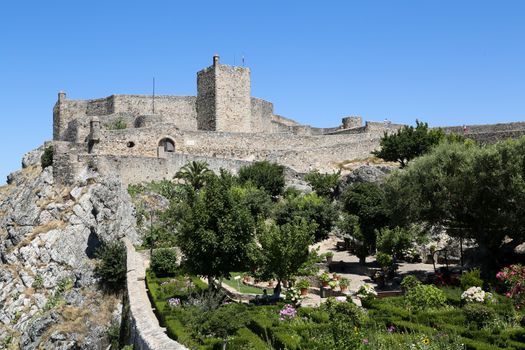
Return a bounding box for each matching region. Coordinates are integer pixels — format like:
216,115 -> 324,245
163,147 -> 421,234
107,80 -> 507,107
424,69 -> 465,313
285,287 -> 303,305
461,286 -> 494,304
357,283 -> 378,300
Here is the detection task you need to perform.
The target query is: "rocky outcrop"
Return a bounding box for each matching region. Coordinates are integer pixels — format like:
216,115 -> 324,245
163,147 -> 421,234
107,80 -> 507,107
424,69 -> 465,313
338,165 -> 393,194
0,146 -> 140,349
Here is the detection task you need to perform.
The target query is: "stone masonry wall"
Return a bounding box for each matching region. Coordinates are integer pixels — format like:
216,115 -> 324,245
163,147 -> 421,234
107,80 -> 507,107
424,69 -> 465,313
90,126 -> 388,173
124,238 -> 188,350
80,153 -> 255,186
54,95 -> 198,141
214,65 -> 252,133
250,98 -> 274,133
196,67 -> 216,131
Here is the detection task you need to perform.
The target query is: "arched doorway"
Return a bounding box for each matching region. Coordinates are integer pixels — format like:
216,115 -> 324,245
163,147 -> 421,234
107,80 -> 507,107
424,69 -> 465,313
157,137 -> 175,158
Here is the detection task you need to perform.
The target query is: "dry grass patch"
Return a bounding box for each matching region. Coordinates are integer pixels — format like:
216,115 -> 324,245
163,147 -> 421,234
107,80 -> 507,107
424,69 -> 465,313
40,290 -> 121,347
337,156 -> 397,171
32,220 -> 66,235
9,220 -> 66,253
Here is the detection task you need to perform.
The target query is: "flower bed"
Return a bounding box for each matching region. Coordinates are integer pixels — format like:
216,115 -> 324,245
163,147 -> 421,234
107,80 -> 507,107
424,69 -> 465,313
146,270 -> 525,349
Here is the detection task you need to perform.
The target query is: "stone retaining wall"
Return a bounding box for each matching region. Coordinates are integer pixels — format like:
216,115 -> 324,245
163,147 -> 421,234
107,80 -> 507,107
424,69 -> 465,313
124,238 -> 188,350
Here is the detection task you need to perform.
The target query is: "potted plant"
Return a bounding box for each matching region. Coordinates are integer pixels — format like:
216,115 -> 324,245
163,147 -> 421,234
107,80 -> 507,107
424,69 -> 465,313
339,277 -> 350,292
325,252 -> 334,264
332,272 -> 340,281
319,272 -> 331,287
328,280 -> 338,290
296,279 -> 310,296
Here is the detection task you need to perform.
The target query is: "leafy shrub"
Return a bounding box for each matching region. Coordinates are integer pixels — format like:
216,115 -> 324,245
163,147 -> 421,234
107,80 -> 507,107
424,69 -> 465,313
238,161 -> 285,197
41,146 -> 53,169
272,328 -> 301,350
376,252 -> 393,268
496,264 -> 525,309
230,328 -> 269,349
107,118 -> 127,130
94,241 -> 127,292
405,284 -> 447,310
376,226 -> 417,258
273,192 -> 336,242
32,274 -> 44,290
189,303 -> 251,340
322,297 -> 367,326
304,169 -> 341,198
460,268 -> 483,290
400,275 -> 421,292
151,248 -> 178,276
464,303 -> 496,329
127,183 -> 145,197
296,279 -> 310,289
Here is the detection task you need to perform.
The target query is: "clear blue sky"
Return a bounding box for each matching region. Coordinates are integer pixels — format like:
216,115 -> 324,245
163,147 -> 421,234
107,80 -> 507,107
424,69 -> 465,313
1,1 -> 525,183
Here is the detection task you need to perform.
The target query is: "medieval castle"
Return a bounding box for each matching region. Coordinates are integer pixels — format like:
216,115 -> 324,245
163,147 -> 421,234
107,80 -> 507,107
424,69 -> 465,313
51,55 -> 525,185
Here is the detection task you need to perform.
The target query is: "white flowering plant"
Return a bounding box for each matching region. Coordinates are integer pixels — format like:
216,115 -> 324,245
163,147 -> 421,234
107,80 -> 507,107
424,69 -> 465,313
461,286 -> 495,304
285,287 -> 303,305
357,283 -> 377,300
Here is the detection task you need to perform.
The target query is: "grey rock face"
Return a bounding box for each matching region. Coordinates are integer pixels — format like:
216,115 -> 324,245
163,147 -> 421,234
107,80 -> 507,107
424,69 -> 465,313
0,147 -> 139,349
338,165 -> 394,194
22,145 -> 45,169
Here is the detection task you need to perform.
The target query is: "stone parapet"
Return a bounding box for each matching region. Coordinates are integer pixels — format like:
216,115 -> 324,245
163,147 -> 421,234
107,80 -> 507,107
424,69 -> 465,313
124,238 -> 188,350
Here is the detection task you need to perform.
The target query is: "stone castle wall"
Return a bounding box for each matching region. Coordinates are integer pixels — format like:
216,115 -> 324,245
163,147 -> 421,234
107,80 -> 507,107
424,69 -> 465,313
196,66 -> 216,131
250,98 -> 274,133
86,125 -> 391,174
442,122 -> 525,143
54,94 -> 198,141
214,65 -> 252,133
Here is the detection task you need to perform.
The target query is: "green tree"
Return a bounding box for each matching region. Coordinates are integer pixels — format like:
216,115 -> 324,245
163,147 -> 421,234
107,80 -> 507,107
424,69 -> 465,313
341,182 -> 388,264
255,219 -> 315,288
384,139 -> 525,273
372,120 -> 445,167
304,169 -> 341,199
94,241 -> 127,293
41,145 -> 53,169
150,248 -> 178,276
175,161 -> 213,190
230,183 -> 272,220
175,172 -> 258,287
376,226 -> 420,259
274,192 -> 337,242
238,161 -> 285,197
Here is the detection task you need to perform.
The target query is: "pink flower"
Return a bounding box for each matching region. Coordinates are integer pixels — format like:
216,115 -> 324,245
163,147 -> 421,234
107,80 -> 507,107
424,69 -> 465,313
362,338 -> 369,345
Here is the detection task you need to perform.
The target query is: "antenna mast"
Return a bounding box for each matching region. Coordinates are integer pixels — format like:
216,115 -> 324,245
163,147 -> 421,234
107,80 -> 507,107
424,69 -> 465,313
152,77 -> 156,114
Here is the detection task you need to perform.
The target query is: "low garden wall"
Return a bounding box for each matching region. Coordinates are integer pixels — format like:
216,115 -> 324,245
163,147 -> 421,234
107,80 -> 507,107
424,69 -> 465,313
124,238 -> 188,350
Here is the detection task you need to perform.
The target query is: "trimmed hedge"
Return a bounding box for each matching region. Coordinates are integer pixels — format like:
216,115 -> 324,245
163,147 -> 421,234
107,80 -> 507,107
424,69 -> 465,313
231,328 -> 270,349
147,270 -> 525,350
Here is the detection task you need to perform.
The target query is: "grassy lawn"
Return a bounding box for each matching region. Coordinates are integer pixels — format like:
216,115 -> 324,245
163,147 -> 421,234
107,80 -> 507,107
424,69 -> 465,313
222,272 -> 265,294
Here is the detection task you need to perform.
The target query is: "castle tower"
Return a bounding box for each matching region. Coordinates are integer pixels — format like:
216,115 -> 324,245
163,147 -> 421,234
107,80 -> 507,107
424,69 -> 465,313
196,55 -> 252,133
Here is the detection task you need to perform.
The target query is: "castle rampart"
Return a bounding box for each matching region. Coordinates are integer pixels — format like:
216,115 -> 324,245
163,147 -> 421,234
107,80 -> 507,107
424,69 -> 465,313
50,55 -> 525,187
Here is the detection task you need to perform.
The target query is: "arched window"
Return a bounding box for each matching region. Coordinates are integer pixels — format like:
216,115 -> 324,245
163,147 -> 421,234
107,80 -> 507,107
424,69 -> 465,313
158,138 -> 175,152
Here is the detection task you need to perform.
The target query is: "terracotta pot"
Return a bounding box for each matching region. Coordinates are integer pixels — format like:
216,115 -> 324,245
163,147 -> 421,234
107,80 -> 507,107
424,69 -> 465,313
300,288 -> 308,296
340,286 -> 348,292
322,281 -> 329,287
